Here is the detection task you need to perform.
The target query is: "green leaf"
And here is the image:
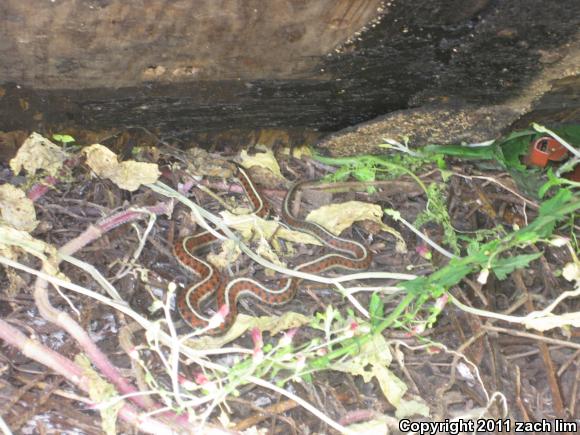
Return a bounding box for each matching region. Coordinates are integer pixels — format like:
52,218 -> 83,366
330,165 -> 352,182
538,169 -> 564,198
413,183 -> 459,254
353,165 -> 376,182
538,189 -> 572,217
495,130 -> 534,171
301,373 -> 314,382
491,252 -> 543,280
422,144 -> 496,159
369,293 -> 384,327
533,123 -> 580,145
52,133 -> 76,144
439,168 -> 452,181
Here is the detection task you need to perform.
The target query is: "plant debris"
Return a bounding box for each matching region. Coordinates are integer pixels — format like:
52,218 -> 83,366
0,126 -> 578,434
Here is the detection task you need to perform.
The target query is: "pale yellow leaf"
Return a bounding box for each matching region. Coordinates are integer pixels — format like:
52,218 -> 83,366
280,145 -> 313,159
307,201 -> 406,250
0,224 -> 66,286
184,312 -> 310,349
10,132 -> 68,176
221,210 -> 321,246
76,354 -> 122,435
523,311 -> 580,331
241,427 -> 269,435
562,262 -> 579,282
333,334 -> 392,381
0,184 -> 38,231
207,239 -> 242,270
0,224 -> 52,258
307,201 -> 383,235
239,148 -> 284,179
83,144 -> 160,191
254,312 -> 311,335
395,399 -> 431,419
291,144 -> 313,159
344,415 -> 394,435
332,333 -> 429,417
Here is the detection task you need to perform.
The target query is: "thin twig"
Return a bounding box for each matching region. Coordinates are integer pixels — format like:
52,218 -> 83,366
482,325 -> 580,350
514,270 -> 566,419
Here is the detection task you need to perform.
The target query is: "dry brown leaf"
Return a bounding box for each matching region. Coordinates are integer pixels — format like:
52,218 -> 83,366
9,132 -> 68,176
83,144 -> 160,191
0,184 -> 38,231
0,130 -> 28,162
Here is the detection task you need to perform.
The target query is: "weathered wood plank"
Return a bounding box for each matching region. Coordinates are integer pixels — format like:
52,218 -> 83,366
0,0 -> 382,89
0,0 -> 578,142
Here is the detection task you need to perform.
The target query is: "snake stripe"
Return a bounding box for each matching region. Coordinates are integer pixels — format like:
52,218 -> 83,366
174,165 -> 372,334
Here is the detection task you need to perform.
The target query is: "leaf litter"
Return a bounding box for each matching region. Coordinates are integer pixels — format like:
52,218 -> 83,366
0,127 -> 578,434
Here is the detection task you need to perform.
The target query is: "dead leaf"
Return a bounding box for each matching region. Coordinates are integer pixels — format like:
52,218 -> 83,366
185,147 -> 234,177
280,144 -> 313,159
255,312 -> 311,336
0,184 -> 38,231
207,239 -> 242,270
10,132 -> 68,176
5,268 -> 27,298
332,333 -> 430,418
307,201 -> 406,251
344,415 -> 392,435
83,144 -> 160,191
306,201 -> 382,234
184,313 -> 310,349
76,354 -> 123,435
523,311 -> 580,331
240,147 -> 284,180
221,210 -> 320,246
563,262 -> 579,283
0,224 -> 57,263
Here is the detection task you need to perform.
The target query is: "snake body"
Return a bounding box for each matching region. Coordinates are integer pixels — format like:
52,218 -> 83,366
174,165 -> 372,333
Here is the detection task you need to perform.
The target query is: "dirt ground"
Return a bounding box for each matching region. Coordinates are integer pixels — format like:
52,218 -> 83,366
0,128 -> 578,434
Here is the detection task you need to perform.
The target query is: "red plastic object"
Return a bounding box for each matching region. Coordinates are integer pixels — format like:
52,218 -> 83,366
527,136 -> 569,168
525,136 -> 580,182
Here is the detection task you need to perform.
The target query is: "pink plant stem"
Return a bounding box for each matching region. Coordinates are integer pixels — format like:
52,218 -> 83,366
27,157 -> 80,202
27,175 -> 58,201
338,409 -> 378,426
0,318 -> 89,389
32,201 -> 193,427
0,319 -> 179,435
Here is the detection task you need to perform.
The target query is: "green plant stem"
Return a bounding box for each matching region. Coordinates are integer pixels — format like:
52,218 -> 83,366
308,292 -> 416,370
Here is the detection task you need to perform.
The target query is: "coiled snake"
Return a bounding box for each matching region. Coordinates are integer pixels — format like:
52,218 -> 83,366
173,165 -> 372,333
